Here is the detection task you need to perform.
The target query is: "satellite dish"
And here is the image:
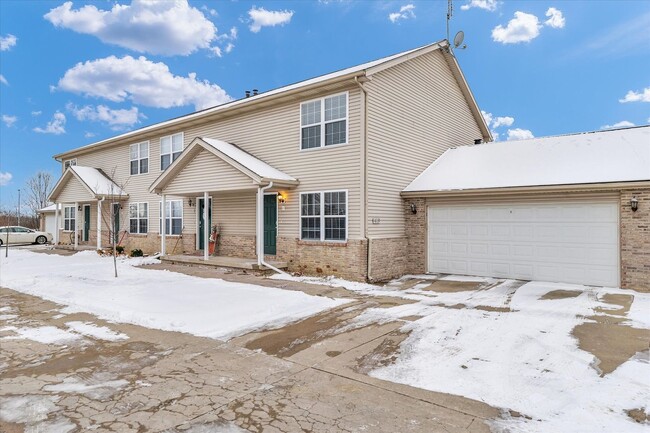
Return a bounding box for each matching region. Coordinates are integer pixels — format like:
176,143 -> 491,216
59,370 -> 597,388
453,30 -> 465,48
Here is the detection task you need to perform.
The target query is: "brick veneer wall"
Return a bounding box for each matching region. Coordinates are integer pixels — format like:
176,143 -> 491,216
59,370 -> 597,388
276,237 -> 368,281
620,188 -> 650,292
216,234 -> 256,258
404,198 -> 427,275
368,237 -> 409,282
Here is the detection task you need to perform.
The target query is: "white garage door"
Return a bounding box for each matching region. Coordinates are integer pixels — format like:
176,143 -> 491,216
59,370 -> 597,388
428,200 -> 619,287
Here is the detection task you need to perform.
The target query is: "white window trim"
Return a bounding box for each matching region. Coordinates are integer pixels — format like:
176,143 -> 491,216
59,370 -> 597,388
160,132 -> 184,171
128,202 -> 149,234
64,159 -> 77,170
63,205 -> 76,232
159,199 -> 183,236
129,141 -> 150,176
299,91 -> 349,151
298,189 -> 348,242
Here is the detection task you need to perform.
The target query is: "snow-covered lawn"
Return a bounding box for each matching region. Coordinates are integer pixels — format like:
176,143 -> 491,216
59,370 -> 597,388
0,249 -> 348,340
272,273 -> 650,433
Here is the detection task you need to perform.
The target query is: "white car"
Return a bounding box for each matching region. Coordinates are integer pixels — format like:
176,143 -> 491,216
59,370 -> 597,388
0,226 -> 53,245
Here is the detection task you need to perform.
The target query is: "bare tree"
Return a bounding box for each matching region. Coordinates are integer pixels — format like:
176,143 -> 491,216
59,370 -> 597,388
97,167 -> 129,278
25,171 -> 54,217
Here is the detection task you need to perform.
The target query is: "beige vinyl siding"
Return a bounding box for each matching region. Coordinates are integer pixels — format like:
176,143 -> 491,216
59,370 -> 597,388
366,50 -> 483,238
213,192 -> 257,235
164,150 -> 256,195
56,177 -> 94,203
64,86 -> 363,241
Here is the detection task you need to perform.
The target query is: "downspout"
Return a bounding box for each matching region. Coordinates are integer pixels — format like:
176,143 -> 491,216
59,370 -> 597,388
97,196 -> 105,250
354,75 -> 371,282
257,181 -> 288,275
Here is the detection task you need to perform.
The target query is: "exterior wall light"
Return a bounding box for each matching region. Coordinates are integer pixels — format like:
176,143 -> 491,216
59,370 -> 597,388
77,205 -> 82,211
188,198 -> 194,207
277,194 -> 286,204
410,203 -> 417,214
631,196 -> 639,212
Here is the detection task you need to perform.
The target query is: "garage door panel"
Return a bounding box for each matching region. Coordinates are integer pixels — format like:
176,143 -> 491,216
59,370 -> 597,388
428,200 -> 619,287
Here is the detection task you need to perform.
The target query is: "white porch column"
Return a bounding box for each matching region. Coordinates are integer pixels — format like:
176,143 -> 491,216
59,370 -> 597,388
256,187 -> 262,266
74,202 -> 79,250
203,191 -> 209,261
161,194 -> 167,255
53,202 -> 59,244
96,200 -> 102,250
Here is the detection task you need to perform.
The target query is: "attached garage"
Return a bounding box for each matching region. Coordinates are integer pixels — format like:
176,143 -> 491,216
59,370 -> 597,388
403,126 -> 650,290
427,198 -> 619,287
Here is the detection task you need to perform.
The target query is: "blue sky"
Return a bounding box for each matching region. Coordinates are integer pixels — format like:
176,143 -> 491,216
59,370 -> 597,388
1,0 -> 649,210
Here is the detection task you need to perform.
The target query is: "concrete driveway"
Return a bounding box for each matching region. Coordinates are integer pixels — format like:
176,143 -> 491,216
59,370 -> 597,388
1,254 -> 648,432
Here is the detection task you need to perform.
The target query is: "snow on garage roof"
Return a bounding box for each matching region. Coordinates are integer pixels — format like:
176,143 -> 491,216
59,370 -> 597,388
403,126 -> 650,193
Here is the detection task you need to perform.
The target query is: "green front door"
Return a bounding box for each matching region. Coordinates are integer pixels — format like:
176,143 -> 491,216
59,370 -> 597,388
198,198 -> 212,250
112,203 -> 120,243
83,205 -> 90,242
264,194 -> 277,255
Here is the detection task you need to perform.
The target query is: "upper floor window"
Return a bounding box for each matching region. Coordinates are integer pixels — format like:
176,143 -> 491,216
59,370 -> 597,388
160,133 -> 183,170
130,141 -> 149,175
300,190 -> 347,241
300,93 -> 347,150
64,159 -> 77,170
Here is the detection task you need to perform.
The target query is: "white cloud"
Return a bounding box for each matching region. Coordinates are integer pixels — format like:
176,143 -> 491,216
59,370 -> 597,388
210,26 -> 237,57
66,103 -> 142,129
56,55 -> 232,111
0,74 -> 7,86
44,0 -> 217,56
0,34 -> 17,51
601,120 -> 635,130
201,5 -> 218,17
389,4 -> 416,23
507,128 -> 534,141
0,172 -> 13,186
248,7 -> 294,33
33,112 -> 66,135
619,87 -> 650,103
460,0 -> 498,12
84,131 -> 96,138
544,7 -> 565,29
2,114 -> 17,127
481,110 -> 517,140
492,11 -> 541,44
31,111 -> 42,116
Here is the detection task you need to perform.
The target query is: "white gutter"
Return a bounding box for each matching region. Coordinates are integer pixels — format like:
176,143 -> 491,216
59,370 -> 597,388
354,76 -> 372,282
256,181 -> 288,275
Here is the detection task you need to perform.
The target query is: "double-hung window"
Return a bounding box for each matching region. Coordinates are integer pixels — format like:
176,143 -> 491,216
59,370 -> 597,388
129,203 -> 148,234
159,200 -> 182,235
160,133 -> 183,170
64,206 -> 76,231
300,191 -> 347,241
300,93 -> 347,150
130,141 -> 149,175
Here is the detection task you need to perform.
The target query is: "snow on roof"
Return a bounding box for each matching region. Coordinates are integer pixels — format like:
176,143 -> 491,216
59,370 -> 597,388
201,138 -> 296,182
71,166 -> 128,196
55,41 -> 448,160
38,204 -> 61,213
404,126 -> 650,193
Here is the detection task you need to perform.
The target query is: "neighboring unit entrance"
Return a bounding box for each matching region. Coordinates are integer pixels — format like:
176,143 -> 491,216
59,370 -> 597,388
427,199 -> 619,287
198,197 -> 212,250
112,203 -> 120,244
83,205 -> 90,242
264,194 -> 277,255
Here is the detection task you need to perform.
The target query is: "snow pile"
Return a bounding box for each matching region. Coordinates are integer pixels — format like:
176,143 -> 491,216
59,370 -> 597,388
1,325 -> 82,344
0,250 -> 348,340
65,321 -> 129,341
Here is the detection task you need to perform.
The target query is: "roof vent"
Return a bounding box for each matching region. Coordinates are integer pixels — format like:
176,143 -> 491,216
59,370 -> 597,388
252,89 -> 259,96
474,139 -> 483,145
245,90 -> 251,98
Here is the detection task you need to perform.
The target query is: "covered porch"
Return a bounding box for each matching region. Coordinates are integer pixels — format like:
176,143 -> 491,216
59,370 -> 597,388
48,165 -> 128,250
150,136 -> 298,267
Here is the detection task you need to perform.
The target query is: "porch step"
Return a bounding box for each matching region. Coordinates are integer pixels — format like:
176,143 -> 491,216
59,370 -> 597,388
160,254 -> 288,271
